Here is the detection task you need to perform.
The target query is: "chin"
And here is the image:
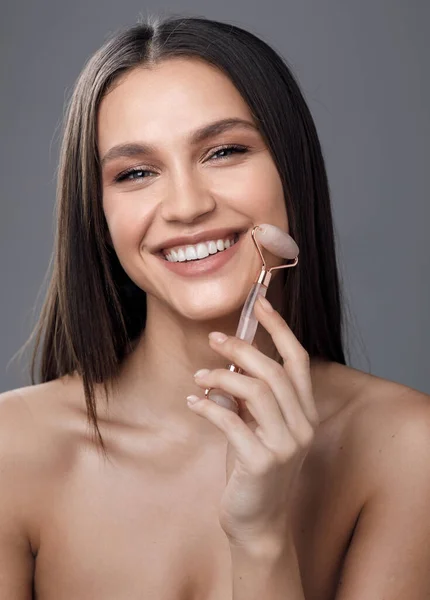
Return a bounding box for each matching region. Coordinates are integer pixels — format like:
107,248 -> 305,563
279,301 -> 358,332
178,297 -> 242,323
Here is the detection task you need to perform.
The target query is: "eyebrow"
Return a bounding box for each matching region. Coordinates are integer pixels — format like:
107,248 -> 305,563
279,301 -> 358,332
100,118 -> 259,168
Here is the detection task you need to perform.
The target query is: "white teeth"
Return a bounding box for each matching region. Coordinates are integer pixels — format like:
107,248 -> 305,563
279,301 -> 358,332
165,235 -> 238,262
207,241 -> 218,254
185,246 -> 197,261
195,243 -> 209,260
176,248 -> 186,262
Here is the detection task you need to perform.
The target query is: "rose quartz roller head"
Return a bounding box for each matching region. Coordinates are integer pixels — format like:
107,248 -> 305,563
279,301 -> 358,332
204,224 -> 299,411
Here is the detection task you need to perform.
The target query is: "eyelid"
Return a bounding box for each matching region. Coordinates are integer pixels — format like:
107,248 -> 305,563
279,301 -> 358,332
205,143 -> 249,159
113,143 -> 250,184
206,142 -> 248,154
113,165 -> 156,183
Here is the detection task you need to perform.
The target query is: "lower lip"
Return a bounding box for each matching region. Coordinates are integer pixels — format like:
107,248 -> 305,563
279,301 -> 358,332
154,234 -> 244,277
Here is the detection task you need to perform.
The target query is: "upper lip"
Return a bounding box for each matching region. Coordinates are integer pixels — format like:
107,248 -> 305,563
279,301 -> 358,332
152,226 -> 247,254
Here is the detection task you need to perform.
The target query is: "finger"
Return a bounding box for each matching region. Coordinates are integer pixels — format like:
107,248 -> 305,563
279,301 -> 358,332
194,368 -> 295,450
208,333 -> 307,440
254,297 -> 319,427
186,395 -> 273,472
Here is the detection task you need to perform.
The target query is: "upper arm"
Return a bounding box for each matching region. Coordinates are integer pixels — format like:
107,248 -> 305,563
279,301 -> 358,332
0,391 -> 35,598
335,391 -> 430,599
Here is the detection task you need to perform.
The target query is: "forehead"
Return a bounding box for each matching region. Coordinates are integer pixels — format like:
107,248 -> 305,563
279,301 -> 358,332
97,58 -> 254,149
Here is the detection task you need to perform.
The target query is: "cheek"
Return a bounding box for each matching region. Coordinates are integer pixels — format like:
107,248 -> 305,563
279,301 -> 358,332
238,159 -> 287,224
103,196 -> 149,257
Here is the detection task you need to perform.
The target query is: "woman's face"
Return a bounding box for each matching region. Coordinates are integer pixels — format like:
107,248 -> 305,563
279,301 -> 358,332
98,58 -> 289,321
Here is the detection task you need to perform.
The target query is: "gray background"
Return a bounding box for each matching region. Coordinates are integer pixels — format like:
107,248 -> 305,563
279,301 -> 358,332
0,1 -> 428,394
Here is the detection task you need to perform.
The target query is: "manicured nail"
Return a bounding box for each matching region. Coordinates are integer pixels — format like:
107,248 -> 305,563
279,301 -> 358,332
257,296 -> 274,312
209,331 -> 228,343
194,368 -> 211,379
187,395 -> 201,405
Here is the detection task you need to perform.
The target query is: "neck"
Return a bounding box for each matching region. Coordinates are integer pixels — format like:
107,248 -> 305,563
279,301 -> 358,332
106,279 -> 330,443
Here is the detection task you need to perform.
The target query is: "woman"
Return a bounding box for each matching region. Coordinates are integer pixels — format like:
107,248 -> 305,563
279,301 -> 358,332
1,14 -> 429,600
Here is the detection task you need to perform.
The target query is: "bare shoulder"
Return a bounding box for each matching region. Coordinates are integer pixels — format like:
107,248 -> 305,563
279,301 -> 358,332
0,376 -> 89,566
0,374 -> 87,444
342,364 -> 430,444
0,374 -> 90,483
331,362 -> 430,492
319,366 -> 430,598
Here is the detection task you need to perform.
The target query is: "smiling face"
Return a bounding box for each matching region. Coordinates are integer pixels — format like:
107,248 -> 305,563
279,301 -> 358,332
98,57 -> 289,321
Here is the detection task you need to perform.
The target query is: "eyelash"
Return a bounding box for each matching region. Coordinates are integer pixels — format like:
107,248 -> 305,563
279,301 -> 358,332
113,144 -> 250,183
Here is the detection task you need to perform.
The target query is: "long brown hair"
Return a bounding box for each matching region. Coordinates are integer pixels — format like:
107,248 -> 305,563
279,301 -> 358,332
28,15 -> 349,451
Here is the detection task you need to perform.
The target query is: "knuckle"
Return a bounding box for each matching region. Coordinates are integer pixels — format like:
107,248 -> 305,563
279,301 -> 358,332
309,409 -> 320,428
250,453 -> 275,476
298,423 -> 315,446
273,447 -> 292,465
270,363 -> 286,381
297,349 -> 310,364
254,381 -> 272,402
253,379 -> 268,394
275,438 -> 297,463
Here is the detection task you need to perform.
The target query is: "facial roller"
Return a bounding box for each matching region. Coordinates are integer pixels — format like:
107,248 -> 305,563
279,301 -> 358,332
204,224 -> 299,411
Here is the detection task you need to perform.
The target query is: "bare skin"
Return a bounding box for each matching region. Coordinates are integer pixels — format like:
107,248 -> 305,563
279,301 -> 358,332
0,361 -> 428,600
2,57 -> 430,599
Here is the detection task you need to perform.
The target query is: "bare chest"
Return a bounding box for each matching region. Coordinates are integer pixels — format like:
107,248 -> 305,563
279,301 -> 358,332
33,426 -> 362,600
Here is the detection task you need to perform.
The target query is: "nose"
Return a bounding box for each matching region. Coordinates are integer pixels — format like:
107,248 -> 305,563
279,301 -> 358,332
160,169 -> 216,223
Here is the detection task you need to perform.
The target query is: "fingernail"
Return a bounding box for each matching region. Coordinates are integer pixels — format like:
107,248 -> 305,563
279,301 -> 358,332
194,368 -> 210,379
187,395 -> 201,405
258,296 -> 274,312
209,332 -> 228,343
